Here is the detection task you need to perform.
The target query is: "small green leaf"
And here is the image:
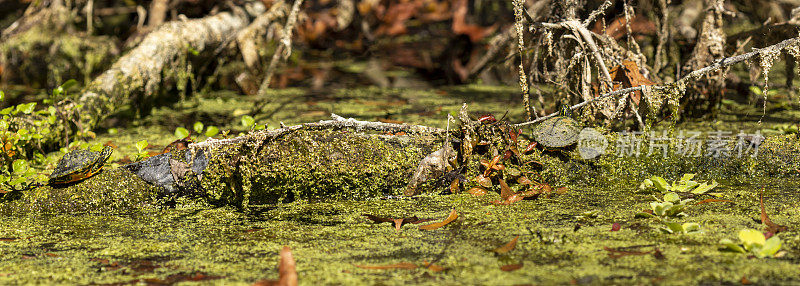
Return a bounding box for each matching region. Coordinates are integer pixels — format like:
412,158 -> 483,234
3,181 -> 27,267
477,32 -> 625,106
241,115 -> 255,128
0,174 -> 8,183
691,180 -> 718,194
639,178 -> 653,190
674,181 -> 699,192
0,107 -> 13,115
10,177 -> 26,186
254,124 -> 266,131
60,79 -> 78,90
719,239 -> 746,253
664,204 -> 686,217
108,128 -> 118,135
738,229 -> 766,250
0,91 -> 4,101
12,159 -> 28,175
749,86 -> 763,96
634,212 -> 655,218
682,223 -> 702,234
18,102 -> 36,114
204,126 -> 219,137
135,140 -> 149,153
663,221 -> 683,233
174,127 -> 190,139
651,176 -> 670,192
679,173 -> 695,183
663,192 -> 680,203
756,236 -> 782,258
193,122 -> 204,134
651,202 -> 671,217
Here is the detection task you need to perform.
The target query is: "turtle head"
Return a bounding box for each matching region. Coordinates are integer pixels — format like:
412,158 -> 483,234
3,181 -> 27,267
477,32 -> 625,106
558,103 -> 572,117
96,146 -> 113,166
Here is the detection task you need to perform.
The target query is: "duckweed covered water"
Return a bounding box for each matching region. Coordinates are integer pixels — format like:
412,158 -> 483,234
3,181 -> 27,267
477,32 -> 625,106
2,86 -> 800,284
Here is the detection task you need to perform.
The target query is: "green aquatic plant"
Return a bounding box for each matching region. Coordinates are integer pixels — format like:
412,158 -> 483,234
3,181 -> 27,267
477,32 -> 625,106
174,122 -> 220,140
134,140 -> 150,161
639,173 -> 718,195
719,229 -> 782,258
636,192 -> 702,234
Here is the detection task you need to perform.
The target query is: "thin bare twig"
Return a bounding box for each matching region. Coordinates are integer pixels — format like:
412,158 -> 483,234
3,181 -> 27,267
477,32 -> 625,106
257,0 -> 304,95
515,35 -> 800,127
582,0 -> 612,27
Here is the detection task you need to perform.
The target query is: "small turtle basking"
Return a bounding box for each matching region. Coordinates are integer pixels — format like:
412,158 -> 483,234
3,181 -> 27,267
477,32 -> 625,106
49,146 -> 113,185
530,110 -> 581,149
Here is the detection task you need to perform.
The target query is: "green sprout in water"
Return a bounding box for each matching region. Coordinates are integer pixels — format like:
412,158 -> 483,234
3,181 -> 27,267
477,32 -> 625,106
636,192 -> 702,234
640,173 -> 718,195
719,229 -> 782,258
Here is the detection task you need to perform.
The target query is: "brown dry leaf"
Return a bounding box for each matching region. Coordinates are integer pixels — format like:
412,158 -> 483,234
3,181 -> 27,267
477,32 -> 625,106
278,246 -> 297,286
253,246 -> 298,286
451,0 -> 497,42
419,209 -> 458,230
363,215 -> 433,230
499,263 -> 523,271
593,15 -> 656,40
482,155 -> 503,177
466,187 -> 487,196
44,253 -> 59,257
517,176 -> 534,185
423,261 -> 445,272
607,60 -> 656,105
492,194 -> 524,205
354,262 -> 418,270
449,179 -> 461,193
475,174 -> 492,188
492,236 -> 519,254
498,178 -> 514,199
760,189 -> 787,234
555,187 -> 568,194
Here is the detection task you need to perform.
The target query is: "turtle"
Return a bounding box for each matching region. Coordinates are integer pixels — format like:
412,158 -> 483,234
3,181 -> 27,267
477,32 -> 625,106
530,112 -> 580,149
49,146 -> 113,185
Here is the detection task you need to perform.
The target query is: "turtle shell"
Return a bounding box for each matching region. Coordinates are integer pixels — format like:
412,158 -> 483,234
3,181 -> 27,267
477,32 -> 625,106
531,116 -> 580,148
49,146 -> 113,185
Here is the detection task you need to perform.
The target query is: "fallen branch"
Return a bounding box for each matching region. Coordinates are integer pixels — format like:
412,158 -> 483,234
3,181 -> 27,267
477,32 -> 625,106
6,2 -> 267,154
189,114 -> 446,150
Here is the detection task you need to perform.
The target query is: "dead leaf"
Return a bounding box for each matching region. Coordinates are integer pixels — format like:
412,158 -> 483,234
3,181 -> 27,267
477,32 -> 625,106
363,215 -> 434,230
607,60 -> 656,105
492,236 -> 519,254
499,263 -> 523,271
759,189 -> 787,234
252,246 -> 297,286
449,179 -> 460,193
354,262 -> 417,270
466,187 -> 487,196
517,176 -> 534,185
419,209 -> 458,230
475,174 -> 492,188
423,261 -> 445,272
451,0 -> 497,42
498,178 -> 513,199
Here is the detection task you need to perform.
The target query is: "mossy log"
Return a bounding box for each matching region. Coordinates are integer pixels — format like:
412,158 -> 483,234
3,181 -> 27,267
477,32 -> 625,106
0,127 -> 446,214
4,2 -> 270,156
